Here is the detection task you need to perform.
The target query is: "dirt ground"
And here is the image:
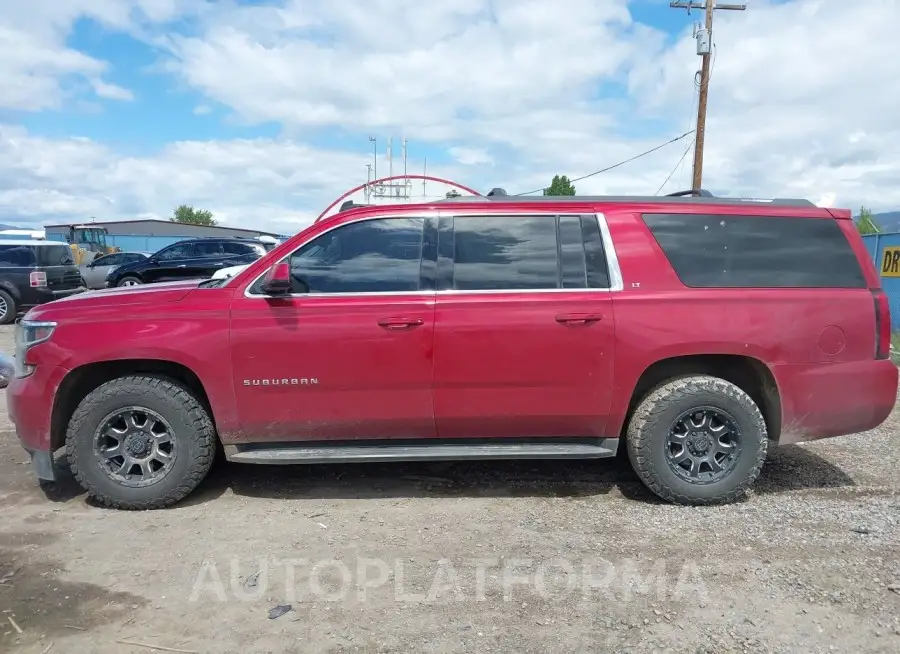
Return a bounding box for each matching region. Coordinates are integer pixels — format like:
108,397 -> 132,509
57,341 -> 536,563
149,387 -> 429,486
0,325 -> 898,654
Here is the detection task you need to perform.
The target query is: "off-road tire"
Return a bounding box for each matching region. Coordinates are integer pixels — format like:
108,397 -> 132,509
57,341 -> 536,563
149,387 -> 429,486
117,276 -> 143,287
0,289 -> 17,324
626,375 -> 768,506
66,376 -> 215,510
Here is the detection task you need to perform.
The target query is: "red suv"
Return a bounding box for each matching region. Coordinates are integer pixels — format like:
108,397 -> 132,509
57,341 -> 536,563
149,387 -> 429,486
8,190 -> 897,509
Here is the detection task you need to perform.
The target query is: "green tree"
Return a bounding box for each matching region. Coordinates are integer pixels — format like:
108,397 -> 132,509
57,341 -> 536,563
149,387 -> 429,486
170,204 -> 217,226
856,205 -> 880,235
543,174 -> 576,196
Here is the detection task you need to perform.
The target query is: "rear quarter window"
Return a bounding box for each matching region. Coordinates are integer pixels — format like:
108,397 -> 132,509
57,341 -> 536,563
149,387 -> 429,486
37,245 -> 76,266
641,213 -> 867,288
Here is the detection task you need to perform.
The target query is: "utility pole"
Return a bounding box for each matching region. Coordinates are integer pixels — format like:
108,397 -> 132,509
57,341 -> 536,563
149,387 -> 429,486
670,1 -> 746,192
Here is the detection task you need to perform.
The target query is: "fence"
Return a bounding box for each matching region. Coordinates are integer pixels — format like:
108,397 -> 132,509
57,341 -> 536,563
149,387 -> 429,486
861,233 -> 900,328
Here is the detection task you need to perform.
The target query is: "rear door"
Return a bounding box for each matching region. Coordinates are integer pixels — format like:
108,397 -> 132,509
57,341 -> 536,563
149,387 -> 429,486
433,213 -> 618,439
229,214 -> 438,442
190,240 -> 228,279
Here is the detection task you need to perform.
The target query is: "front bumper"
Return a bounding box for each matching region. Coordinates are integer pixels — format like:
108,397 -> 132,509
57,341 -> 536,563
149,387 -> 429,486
7,363 -> 70,482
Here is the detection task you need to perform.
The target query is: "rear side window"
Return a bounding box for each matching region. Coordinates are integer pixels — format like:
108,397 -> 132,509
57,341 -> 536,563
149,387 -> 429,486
642,214 -> 867,288
452,216 -> 558,290
447,215 -> 611,291
0,245 -> 37,267
194,241 -> 224,257
37,245 -> 75,266
224,242 -> 263,256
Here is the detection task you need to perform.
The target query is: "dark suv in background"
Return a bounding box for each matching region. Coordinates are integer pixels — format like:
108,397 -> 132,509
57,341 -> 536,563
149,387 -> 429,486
0,240 -> 85,323
105,237 -> 267,287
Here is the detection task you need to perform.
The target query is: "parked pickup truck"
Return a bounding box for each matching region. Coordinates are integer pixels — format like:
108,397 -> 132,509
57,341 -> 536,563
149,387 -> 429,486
7,189 -> 898,510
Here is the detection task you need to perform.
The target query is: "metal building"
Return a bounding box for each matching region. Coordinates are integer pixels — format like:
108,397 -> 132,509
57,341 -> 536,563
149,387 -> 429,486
43,219 -> 284,254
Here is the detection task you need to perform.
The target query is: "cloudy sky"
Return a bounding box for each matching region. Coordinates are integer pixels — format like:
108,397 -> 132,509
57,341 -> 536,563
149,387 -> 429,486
1,0 -> 897,234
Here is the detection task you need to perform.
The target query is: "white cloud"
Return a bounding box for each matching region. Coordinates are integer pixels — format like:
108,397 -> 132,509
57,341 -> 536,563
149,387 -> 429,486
448,147 -> 493,166
90,79 -> 135,101
2,0 -> 900,231
192,104 -> 212,115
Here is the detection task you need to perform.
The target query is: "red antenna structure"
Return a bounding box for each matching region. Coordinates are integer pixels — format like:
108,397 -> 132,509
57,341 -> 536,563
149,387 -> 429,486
315,174 -> 482,222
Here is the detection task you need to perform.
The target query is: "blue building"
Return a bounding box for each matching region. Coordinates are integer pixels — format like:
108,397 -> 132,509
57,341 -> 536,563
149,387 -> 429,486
43,219 -> 284,254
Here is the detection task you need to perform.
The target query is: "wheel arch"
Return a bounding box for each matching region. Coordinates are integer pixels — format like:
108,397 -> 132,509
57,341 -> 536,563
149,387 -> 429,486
50,359 -> 216,452
621,354 -> 782,444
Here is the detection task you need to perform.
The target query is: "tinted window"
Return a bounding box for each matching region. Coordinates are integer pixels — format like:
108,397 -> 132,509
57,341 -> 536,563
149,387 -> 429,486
0,245 -> 37,267
642,213 -> 866,288
286,218 -> 424,293
122,253 -> 147,263
94,253 -> 122,266
156,243 -> 193,261
558,216 -> 587,288
194,241 -> 224,257
224,242 -> 265,256
37,245 -> 75,266
580,216 -> 611,288
452,216 -> 559,290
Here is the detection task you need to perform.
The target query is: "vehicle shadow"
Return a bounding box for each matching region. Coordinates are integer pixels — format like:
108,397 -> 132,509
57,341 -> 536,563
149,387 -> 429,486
754,444 -> 856,495
181,442 -> 856,507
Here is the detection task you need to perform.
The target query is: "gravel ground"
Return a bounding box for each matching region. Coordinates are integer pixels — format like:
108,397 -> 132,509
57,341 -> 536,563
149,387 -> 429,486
0,324 -> 898,653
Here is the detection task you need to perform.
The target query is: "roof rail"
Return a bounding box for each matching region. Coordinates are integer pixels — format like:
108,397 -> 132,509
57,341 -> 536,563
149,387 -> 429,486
430,189 -> 816,208
665,189 -> 714,198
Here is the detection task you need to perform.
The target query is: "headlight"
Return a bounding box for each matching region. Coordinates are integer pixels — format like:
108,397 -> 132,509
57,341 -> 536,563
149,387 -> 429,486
13,320 -> 56,378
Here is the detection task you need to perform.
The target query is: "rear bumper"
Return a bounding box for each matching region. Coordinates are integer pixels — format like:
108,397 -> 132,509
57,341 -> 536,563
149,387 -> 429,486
7,364 -> 70,481
20,286 -> 86,308
773,359 -> 898,443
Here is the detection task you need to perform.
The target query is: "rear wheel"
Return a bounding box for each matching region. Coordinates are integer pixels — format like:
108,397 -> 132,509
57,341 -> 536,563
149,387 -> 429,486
0,289 -> 16,324
117,276 -> 143,287
65,376 -> 216,510
626,375 -> 768,505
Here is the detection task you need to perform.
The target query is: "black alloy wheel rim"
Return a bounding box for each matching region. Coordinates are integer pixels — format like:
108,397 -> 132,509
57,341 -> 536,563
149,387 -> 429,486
92,407 -> 178,487
664,406 -> 742,484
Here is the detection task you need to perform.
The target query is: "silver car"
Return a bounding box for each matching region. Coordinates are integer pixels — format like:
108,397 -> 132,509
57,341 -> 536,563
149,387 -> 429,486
80,252 -> 151,290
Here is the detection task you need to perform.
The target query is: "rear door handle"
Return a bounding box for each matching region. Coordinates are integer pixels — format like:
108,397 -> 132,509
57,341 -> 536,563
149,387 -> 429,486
555,313 -> 603,326
378,317 -> 424,330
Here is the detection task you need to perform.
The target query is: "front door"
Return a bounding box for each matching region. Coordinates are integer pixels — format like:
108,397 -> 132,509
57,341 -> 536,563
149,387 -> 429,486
146,242 -> 196,282
433,214 -> 617,439
230,215 -> 437,442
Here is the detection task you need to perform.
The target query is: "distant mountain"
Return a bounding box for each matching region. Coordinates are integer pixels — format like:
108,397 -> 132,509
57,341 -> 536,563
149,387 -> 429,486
853,211 -> 900,233
870,211 -> 900,233
0,223 -> 25,231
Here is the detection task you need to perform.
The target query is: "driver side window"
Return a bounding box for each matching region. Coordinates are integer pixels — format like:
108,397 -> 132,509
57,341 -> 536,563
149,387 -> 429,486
286,217 -> 425,294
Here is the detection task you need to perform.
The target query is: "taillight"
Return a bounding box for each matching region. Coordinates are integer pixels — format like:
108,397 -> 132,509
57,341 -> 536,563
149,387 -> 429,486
29,271 -> 47,288
872,289 -> 891,360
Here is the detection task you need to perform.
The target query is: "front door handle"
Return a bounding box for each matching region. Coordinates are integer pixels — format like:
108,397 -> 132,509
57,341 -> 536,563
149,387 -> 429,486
378,317 -> 424,330
176,264 -> 187,268
555,313 -> 603,326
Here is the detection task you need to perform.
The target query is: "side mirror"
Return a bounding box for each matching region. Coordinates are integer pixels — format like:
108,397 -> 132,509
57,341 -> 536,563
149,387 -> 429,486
260,262 -> 292,296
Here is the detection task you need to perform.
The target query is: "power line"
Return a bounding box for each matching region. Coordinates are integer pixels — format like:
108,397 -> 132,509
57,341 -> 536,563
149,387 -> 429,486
515,129 -> 696,196
656,137 -> 696,195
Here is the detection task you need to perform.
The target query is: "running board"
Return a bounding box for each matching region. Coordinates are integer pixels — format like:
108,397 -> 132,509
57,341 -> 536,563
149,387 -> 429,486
226,438 -> 619,465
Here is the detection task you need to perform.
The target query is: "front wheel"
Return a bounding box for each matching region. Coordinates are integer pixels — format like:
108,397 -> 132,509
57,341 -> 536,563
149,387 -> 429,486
65,376 -> 216,509
117,276 -> 143,287
626,375 -> 768,506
